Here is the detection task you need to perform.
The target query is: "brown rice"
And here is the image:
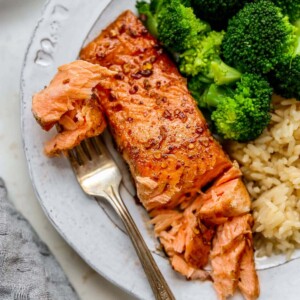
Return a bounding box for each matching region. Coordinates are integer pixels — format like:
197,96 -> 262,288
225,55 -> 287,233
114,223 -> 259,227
227,95 -> 300,257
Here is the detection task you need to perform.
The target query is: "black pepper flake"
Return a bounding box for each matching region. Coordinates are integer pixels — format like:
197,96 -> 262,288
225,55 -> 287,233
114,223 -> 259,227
156,81 -> 161,88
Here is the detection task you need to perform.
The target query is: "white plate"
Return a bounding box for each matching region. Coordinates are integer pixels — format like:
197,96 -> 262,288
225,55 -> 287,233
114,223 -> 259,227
21,0 -> 300,299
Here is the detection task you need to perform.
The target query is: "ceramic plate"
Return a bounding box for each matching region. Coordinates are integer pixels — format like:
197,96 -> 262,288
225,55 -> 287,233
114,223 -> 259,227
21,0 -> 300,299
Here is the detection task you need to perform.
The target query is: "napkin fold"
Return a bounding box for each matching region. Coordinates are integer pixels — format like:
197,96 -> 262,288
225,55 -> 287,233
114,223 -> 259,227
0,178 -> 79,300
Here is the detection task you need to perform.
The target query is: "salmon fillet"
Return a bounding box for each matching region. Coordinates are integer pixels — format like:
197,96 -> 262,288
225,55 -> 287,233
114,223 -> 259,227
32,10 -> 259,300
80,11 -> 232,211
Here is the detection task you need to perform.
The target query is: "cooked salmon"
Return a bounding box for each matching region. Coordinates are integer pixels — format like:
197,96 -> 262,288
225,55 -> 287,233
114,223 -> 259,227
210,214 -> 259,300
32,60 -> 115,156
32,10 -> 259,300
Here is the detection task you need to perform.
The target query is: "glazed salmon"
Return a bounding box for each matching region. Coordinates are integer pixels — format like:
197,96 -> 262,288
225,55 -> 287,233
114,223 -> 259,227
32,10 -> 259,300
32,60 -> 115,156
80,11 -> 232,211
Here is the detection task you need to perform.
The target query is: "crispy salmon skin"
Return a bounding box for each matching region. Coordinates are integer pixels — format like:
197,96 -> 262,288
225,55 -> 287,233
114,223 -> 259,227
32,10 -> 259,300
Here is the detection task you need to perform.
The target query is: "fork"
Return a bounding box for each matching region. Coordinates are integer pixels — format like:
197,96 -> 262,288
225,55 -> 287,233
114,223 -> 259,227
68,136 -> 175,300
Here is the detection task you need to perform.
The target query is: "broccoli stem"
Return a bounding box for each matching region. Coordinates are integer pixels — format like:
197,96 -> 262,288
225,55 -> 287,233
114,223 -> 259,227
211,60 -> 242,85
199,84 -> 230,108
294,20 -> 300,56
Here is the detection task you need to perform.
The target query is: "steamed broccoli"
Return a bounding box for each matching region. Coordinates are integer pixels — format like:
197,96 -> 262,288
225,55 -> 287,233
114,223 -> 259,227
268,21 -> 300,99
269,56 -> 300,99
136,0 -> 210,52
199,74 -> 273,141
188,75 -> 211,104
180,31 -> 241,85
191,0 -> 251,30
222,0 -> 296,74
270,0 -> 300,23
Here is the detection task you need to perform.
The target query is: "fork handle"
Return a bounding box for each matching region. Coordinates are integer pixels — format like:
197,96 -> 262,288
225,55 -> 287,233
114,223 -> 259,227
104,185 -> 175,300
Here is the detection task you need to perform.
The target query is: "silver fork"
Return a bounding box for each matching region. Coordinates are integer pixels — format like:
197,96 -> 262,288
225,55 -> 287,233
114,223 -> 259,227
68,136 -> 175,300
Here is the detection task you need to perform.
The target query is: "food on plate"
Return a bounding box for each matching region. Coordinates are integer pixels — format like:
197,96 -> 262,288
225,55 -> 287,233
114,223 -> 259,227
139,0 -> 300,258
190,0 -> 251,30
228,95 -> 300,257
138,0 -> 275,143
191,73 -> 272,142
136,0 -> 210,52
32,10 -> 259,300
32,61 -> 115,156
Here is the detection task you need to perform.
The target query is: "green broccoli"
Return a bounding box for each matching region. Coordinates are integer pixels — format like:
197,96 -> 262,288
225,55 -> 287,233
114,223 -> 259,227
269,56 -> 300,99
191,0 -> 252,30
222,0 -> 296,74
136,0 -> 210,52
268,20 -> 300,99
187,75 -> 211,105
180,31 -> 241,85
199,74 -> 273,141
270,0 -> 300,24
136,0 -> 161,37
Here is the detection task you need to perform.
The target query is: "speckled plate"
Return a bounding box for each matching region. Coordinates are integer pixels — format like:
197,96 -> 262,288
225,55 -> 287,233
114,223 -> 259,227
21,0 -> 300,299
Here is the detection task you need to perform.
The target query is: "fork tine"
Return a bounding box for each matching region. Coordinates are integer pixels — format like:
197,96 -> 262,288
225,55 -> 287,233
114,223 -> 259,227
74,144 -> 88,165
67,149 -> 79,167
82,138 -> 99,160
92,136 -> 108,157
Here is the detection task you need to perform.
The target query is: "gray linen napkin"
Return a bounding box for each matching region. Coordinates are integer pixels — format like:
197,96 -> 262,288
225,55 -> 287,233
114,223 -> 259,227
0,178 -> 79,300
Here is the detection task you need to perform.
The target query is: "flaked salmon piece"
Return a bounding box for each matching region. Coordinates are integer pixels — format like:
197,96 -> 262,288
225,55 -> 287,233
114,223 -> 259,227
32,60 -> 116,156
151,200 -> 214,273
211,215 -> 258,300
171,255 -> 210,281
211,238 -> 246,299
214,162 -> 242,187
80,10 -> 233,211
198,178 -> 251,224
238,242 -> 260,300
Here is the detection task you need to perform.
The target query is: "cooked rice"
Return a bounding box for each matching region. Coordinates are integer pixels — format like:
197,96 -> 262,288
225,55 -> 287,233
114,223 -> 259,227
227,95 -> 300,257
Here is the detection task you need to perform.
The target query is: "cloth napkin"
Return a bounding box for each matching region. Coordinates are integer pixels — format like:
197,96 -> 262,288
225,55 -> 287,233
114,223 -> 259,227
0,178 -> 79,300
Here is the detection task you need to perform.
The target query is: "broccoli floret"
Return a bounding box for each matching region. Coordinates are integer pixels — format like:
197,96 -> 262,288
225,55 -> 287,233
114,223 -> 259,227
268,19 -> 300,99
270,0 -> 300,24
222,0 -> 296,74
137,0 -> 210,52
191,0 -> 251,30
201,74 -> 273,141
157,0 -> 210,52
180,31 -> 241,85
187,75 -> 211,106
269,56 -> 300,99
179,0 -> 192,7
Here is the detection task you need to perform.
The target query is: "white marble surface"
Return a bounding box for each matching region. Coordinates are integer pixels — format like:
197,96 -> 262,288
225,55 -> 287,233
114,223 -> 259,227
0,0 -> 134,299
